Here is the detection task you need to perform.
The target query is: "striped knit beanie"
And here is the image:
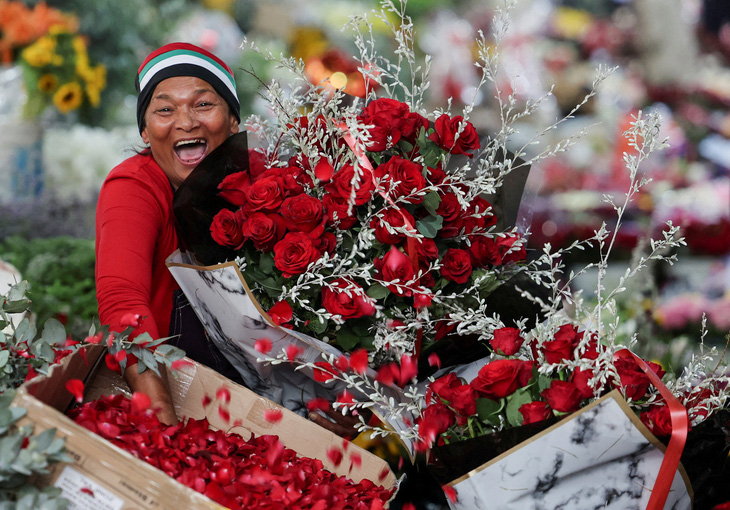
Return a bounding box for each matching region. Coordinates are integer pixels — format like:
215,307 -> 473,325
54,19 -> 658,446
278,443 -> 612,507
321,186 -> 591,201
136,42 -> 240,133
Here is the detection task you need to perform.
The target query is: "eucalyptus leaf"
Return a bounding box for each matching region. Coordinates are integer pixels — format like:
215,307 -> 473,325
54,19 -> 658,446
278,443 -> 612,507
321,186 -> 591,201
366,284 -> 389,300
421,191 -> 442,216
40,319 -> 66,346
416,214 -> 443,239
308,317 -> 328,335
0,350 -> 9,368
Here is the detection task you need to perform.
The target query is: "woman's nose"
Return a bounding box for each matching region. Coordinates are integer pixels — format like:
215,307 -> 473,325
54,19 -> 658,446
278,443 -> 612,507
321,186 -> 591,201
176,107 -> 199,131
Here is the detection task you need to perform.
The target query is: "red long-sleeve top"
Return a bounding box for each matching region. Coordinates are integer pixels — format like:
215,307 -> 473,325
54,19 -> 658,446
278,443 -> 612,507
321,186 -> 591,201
95,153 -> 179,340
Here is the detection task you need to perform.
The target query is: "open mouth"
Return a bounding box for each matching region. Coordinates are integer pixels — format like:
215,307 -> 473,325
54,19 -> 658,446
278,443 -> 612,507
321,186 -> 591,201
174,138 -> 208,166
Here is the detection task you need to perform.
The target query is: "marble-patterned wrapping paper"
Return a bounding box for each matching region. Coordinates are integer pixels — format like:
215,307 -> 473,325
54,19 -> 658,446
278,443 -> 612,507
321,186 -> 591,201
445,391 -> 692,510
166,250 -> 416,454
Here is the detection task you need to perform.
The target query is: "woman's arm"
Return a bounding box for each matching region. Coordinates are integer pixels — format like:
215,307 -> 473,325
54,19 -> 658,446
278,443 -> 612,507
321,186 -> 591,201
95,167 -> 178,423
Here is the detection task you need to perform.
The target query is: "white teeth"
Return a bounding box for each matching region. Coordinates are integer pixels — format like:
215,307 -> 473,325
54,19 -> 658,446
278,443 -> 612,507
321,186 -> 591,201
175,139 -> 205,147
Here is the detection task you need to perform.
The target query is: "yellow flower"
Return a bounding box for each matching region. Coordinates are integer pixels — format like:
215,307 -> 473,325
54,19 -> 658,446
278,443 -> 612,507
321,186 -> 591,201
20,35 -> 57,67
38,73 -> 58,93
53,81 -> 83,114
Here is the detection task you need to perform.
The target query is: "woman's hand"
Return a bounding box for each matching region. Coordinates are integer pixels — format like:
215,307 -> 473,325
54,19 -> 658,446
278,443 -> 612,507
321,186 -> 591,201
308,405 -> 371,439
123,363 -> 179,425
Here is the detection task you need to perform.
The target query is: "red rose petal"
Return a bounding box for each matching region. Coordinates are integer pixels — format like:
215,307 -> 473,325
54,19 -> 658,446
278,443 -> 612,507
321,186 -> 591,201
427,353 -> 441,369
66,379 -> 84,403
254,338 -> 273,354
349,349 -> 369,374
104,353 -> 121,372
264,408 -> 283,424
80,487 -> 94,496
334,355 -> 349,372
350,452 -> 362,468
443,485 -> 458,503
120,313 -> 141,327
131,392 -> 152,414
378,466 -> 390,482
306,398 -> 330,412
403,503 -> 416,510
327,447 -> 344,467
218,406 -> 230,423
216,386 -> 231,404
286,344 -> 303,361
202,394 -> 212,408
171,358 -> 193,371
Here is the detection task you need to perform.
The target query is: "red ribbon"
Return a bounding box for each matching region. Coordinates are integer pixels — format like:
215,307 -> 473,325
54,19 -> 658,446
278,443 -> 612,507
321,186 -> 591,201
615,348 -> 689,509
339,124 -> 423,359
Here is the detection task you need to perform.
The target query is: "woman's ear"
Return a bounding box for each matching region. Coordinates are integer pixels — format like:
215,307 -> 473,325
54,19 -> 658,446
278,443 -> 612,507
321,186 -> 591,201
229,114 -> 240,135
141,126 -> 150,145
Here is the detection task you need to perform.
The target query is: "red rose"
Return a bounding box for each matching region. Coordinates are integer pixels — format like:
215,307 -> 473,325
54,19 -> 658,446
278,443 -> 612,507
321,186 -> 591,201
436,193 -> 462,222
374,247 -> 416,295
541,380 -> 583,412
440,248 -> 473,284
497,234 -> 527,264
280,193 -> 324,233
428,114 -> 480,156
256,166 -> 305,198
311,230 -> 337,256
470,359 -> 525,400
241,212 -> 286,252
375,156 -> 427,205
273,231 -> 321,277
218,171 -> 250,207
371,207 -> 416,245
429,373 -> 477,419
613,356 -> 664,401
463,197 -> 497,233
248,148 -> 269,180
324,163 -> 374,205
640,404 -> 673,437
541,324 -> 580,364
321,278 -> 376,319
357,98 -> 412,151
243,176 -> 285,214
417,401 -> 455,445
323,194 -> 358,230
401,111 -> 429,143
210,209 -> 244,249
518,360 -> 536,386
415,237 -> 439,261
571,367 -> 599,399
490,327 -> 524,356
519,401 -> 553,425
426,165 -> 448,185
468,236 -> 502,267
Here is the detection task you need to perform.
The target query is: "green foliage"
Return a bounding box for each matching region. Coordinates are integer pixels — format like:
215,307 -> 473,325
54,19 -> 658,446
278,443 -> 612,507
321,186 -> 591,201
0,279 -> 186,508
0,236 -> 97,340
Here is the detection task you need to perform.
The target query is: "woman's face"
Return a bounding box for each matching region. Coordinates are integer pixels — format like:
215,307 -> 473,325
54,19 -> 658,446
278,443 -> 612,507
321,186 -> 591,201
141,76 -> 239,188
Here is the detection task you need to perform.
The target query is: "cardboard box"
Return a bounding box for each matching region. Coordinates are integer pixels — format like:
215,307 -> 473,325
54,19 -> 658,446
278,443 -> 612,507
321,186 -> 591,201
13,345 -> 397,509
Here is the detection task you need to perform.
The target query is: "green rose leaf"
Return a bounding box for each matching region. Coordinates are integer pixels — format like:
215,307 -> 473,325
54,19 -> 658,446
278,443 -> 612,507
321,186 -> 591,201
505,387 -> 534,427
476,397 -> 502,424
366,284 -> 389,300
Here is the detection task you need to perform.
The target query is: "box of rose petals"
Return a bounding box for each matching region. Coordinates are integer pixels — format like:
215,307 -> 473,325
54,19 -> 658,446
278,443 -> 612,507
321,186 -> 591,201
12,344 -> 397,509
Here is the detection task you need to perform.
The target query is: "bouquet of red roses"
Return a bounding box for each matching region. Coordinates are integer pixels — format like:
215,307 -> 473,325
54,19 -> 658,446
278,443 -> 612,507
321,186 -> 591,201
202,98 -> 527,363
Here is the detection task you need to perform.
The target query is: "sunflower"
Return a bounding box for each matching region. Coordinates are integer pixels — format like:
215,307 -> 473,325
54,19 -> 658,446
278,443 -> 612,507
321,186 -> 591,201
52,81 -> 83,114
38,73 -> 58,93
20,34 -> 57,67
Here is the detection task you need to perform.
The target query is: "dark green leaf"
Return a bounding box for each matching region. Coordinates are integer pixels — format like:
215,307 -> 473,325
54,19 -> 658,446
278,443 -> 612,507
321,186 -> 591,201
308,317 -> 328,335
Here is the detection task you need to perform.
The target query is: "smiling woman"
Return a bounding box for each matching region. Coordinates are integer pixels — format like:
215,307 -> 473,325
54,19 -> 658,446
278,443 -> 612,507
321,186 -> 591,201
94,43 -> 240,425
